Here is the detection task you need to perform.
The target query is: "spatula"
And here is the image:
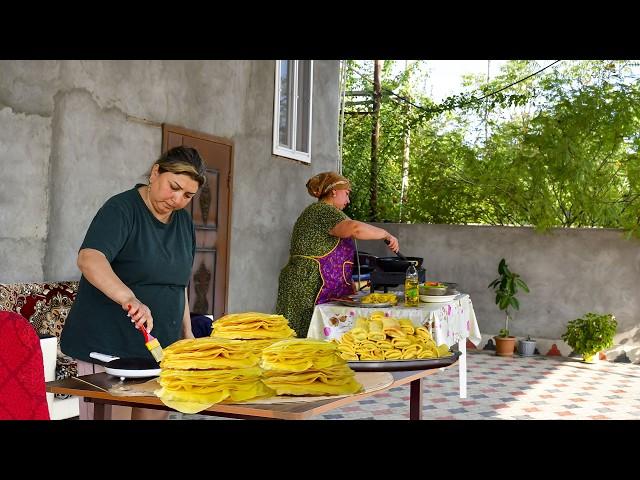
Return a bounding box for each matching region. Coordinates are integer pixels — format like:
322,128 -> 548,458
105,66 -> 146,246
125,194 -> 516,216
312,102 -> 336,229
384,239 -> 408,260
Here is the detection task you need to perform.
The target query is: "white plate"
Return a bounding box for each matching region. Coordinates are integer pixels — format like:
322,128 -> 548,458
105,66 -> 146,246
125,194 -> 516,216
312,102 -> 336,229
420,294 -> 458,303
104,366 -> 161,378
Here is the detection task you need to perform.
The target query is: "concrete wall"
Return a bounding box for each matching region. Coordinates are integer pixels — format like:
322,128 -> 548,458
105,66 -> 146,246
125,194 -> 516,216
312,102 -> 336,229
0,60 -> 341,314
357,224 -> 640,348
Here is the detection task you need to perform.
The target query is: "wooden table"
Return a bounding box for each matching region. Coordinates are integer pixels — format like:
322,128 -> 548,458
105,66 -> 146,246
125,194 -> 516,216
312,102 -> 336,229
46,360 -> 457,420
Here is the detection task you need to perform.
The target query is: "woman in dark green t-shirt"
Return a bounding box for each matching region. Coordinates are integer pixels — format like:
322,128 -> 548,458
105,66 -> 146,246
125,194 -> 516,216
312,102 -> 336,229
60,146 -> 206,420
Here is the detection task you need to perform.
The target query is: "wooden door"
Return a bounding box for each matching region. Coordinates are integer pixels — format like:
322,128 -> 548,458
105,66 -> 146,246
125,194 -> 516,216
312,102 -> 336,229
163,124 -> 233,319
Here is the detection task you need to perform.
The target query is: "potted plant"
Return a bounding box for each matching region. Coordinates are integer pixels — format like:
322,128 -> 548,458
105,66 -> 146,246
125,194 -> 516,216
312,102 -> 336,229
488,258 -> 530,356
518,335 -> 537,356
561,313 -> 617,363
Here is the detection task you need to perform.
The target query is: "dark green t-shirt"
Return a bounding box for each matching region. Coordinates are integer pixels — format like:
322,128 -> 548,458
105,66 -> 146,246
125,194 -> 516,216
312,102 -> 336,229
60,185 -> 195,362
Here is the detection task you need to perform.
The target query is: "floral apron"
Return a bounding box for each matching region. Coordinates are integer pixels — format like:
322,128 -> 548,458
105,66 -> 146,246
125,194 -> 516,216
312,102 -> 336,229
314,237 -> 356,305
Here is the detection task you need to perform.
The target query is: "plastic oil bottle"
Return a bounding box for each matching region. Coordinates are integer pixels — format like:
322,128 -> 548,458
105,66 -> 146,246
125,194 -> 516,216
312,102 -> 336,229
404,262 -> 419,307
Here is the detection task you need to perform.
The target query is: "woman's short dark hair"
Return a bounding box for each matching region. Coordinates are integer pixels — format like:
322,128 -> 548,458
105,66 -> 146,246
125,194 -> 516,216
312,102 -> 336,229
148,146 -> 207,187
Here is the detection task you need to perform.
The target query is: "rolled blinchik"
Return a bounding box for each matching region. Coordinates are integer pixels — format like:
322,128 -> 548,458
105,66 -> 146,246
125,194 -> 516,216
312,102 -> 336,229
398,319 -> 415,335
367,319 -> 386,341
381,317 -> 405,338
350,317 -> 370,341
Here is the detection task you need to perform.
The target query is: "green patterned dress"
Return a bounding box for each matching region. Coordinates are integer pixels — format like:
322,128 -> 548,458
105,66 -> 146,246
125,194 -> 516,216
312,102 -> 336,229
275,202 -> 350,337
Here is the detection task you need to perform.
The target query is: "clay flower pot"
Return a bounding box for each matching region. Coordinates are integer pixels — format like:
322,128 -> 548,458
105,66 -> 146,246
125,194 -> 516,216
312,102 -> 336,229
494,336 -> 516,356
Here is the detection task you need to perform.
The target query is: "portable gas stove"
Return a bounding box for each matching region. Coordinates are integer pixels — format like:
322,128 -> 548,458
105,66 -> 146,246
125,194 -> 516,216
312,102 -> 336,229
353,250 -> 426,293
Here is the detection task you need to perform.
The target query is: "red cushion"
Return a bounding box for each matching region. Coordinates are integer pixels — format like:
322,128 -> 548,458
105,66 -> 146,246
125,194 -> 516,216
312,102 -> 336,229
0,311 -> 50,420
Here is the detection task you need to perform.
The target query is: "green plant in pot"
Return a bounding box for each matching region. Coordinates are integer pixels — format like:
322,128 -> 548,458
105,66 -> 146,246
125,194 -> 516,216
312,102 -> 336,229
488,258 -> 529,356
561,313 -> 617,363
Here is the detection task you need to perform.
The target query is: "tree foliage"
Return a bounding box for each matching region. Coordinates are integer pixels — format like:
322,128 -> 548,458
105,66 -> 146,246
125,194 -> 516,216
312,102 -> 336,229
341,60 -> 640,238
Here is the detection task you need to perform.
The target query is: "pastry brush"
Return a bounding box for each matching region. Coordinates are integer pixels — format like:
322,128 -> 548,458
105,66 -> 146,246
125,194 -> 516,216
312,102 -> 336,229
139,326 -> 164,363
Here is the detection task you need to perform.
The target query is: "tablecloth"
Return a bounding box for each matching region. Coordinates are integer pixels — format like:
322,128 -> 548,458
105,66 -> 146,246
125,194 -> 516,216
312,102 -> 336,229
307,294 -> 481,348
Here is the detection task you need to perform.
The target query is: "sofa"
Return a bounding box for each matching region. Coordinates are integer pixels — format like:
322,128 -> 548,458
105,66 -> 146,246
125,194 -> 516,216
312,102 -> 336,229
0,281 -> 80,420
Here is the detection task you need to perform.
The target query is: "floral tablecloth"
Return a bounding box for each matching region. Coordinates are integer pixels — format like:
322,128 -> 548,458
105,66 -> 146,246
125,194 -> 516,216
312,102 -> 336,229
307,294 -> 481,348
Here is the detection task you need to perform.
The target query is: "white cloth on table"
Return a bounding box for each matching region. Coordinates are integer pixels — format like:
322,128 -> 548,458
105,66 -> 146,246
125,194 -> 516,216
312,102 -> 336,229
307,294 -> 481,348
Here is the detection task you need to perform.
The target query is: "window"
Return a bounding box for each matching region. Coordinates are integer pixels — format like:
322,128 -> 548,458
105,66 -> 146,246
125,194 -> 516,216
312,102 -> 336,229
273,60 -> 313,163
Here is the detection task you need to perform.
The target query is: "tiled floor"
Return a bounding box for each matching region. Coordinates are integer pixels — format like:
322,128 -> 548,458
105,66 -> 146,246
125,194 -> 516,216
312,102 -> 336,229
170,351 -> 640,420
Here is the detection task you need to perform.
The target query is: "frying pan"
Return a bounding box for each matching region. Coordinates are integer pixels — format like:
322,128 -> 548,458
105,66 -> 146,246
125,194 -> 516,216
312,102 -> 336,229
89,352 -> 160,379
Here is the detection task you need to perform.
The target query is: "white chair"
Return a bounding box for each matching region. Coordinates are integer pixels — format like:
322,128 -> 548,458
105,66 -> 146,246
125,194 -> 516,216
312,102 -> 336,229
39,335 -> 80,420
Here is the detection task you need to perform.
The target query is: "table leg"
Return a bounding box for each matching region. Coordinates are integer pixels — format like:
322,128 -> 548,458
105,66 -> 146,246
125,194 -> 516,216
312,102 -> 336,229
458,337 -> 467,398
409,378 -> 423,420
93,402 -> 108,420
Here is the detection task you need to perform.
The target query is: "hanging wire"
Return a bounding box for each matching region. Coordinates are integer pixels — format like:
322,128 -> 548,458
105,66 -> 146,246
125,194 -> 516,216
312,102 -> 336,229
346,60 -> 562,116
337,59 -> 348,174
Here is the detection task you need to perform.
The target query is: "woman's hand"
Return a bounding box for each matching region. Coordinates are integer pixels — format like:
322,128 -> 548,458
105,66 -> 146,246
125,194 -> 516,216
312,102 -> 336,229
385,234 -> 400,253
123,298 -> 154,333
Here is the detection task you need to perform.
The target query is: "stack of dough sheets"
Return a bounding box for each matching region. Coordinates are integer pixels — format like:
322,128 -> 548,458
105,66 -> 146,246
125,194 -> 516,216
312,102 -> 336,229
260,339 -> 363,396
155,337 -> 273,414
211,312 -> 296,339
334,315 -> 453,361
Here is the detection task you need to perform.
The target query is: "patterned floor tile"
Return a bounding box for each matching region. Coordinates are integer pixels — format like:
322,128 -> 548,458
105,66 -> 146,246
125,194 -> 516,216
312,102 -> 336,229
171,351 -> 640,420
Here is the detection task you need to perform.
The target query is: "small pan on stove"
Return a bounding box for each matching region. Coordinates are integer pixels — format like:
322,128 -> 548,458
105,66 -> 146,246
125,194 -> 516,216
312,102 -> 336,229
379,239 -> 424,271
89,352 -> 160,379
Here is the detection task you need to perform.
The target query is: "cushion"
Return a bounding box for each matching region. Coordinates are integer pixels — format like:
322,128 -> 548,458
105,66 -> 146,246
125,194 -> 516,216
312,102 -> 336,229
0,282 -> 79,399
0,311 -> 50,420
0,281 -> 79,338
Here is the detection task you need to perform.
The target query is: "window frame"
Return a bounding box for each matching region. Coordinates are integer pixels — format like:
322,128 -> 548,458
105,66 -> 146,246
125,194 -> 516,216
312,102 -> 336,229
272,60 -> 314,163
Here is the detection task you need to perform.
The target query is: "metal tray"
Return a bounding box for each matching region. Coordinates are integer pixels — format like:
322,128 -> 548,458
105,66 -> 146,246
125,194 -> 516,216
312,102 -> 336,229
348,351 -> 461,371
335,299 -> 395,308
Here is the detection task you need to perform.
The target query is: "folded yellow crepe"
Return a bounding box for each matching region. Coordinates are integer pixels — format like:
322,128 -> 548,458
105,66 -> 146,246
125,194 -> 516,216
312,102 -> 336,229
391,337 -> 412,348
375,339 -> 394,350
415,327 -> 433,342
384,349 -> 403,360
398,319 -> 415,335
381,317 -> 405,338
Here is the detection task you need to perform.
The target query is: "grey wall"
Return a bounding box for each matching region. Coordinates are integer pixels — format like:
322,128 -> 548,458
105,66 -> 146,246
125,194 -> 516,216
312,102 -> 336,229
0,60 -> 341,315
358,224 -> 640,347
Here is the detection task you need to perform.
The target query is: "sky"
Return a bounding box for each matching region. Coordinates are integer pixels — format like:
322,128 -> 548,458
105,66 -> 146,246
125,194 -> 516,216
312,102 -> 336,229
423,60 -> 508,102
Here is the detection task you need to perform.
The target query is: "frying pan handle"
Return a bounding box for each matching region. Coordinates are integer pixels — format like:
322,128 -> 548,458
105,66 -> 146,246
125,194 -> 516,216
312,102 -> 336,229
384,239 -> 408,260
89,352 -> 119,363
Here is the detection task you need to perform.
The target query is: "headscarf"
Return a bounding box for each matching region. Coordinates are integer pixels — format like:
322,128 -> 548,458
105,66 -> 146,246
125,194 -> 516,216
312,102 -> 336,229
306,171 -> 351,199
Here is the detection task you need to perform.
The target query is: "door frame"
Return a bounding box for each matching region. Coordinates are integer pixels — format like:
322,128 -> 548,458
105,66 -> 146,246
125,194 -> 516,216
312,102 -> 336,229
162,123 -> 234,317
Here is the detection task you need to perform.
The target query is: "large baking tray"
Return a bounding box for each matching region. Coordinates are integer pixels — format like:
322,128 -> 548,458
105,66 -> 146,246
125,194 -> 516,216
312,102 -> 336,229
348,350 -> 461,371
334,299 -> 395,308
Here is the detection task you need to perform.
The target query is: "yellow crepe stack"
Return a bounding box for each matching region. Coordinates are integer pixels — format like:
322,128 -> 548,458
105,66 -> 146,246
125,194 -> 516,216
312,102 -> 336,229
211,312 -> 296,339
154,337 -> 273,414
334,315 -> 453,361
260,339 -> 362,396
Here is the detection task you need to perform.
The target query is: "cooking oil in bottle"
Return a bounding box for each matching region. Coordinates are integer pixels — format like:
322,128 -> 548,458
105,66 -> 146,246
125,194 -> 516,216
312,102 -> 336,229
404,263 -> 419,307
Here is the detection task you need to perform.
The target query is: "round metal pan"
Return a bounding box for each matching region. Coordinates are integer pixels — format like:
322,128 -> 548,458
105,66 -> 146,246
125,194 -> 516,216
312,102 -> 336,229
377,256 -> 424,272
348,351 -> 461,371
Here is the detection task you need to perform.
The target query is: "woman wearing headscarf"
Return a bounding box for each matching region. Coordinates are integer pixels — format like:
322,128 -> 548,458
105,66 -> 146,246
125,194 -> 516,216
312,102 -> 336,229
275,171 -> 399,337
60,146 -> 206,419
